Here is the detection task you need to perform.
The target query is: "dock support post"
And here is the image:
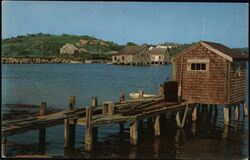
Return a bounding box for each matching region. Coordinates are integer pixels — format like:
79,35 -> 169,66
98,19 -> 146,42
243,100 -> 248,117
91,97 -> 98,109
234,104 -> 239,121
159,84 -> 164,96
176,105 -> 188,128
154,115 -> 160,136
224,106 -> 229,126
130,120 -> 138,145
192,104 -> 197,122
85,107 -> 93,152
39,102 -> 46,153
91,97 -> 98,143
120,91 -> 125,102
64,96 -> 76,149
1,137 -> 6,158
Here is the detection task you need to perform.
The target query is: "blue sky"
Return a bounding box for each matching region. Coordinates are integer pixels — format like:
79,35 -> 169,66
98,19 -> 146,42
2,2 -> 248,47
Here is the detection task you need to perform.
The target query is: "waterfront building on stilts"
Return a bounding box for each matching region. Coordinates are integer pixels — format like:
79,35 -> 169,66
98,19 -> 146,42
171,41 -> 248,125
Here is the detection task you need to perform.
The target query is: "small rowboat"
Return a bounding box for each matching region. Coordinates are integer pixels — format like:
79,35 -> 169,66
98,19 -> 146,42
129,92 -> 156,99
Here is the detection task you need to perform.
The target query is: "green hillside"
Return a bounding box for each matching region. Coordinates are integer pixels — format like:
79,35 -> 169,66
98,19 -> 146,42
2,33 -> 124,57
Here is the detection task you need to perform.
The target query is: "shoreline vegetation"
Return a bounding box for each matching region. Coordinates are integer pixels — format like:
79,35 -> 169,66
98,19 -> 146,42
1,56 -> 110,64
2,33 -> 248,64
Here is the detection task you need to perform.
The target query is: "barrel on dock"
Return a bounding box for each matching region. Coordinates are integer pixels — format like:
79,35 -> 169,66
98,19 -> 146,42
163,81 -> 178,102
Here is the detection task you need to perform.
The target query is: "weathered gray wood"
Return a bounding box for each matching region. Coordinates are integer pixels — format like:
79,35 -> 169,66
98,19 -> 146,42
192,105 -> 197,122
69,96 -> 76,110
224,106 -> 229,125
39,102 -> 46,153
243,100 -> 248,116
1,137 -> 6,158
130,120 -> 138,145
154,115 -> 160,136
85,107 -> 93,152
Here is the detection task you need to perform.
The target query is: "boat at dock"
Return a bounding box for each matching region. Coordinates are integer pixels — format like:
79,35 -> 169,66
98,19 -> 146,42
85,60 -> 92,64
129,92 -> 157,99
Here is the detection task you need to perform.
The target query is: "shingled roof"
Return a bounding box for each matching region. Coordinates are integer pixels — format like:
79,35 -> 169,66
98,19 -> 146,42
150,48 -> 168,55
118,45 -> 149,55
172,41 -> 248,62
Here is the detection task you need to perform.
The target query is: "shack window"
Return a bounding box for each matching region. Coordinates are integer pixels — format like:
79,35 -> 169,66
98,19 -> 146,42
122,56 -> 125,60
114,56 -> 117,61
159,56 -> 161,60
187,59 -> 209,71
190,63 -> 206,71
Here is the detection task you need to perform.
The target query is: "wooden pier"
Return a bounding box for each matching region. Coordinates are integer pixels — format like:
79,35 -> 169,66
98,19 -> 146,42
1,85 -> 198,157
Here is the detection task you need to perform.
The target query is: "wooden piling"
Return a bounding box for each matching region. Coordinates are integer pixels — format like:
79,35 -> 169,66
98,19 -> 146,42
91,97 -> 98,109
234,104 -> 239,121
243,100 -> 248,117
69,96 -> 76,110
1,137 -> 6,157
130,120 -> 138,145
192,105 -> 197,122
159,84 -> 164,96
39,102 -> 46,153
64,96 -> 76,149
85,107 -> 93,152
154,115 -> 160,136
224,106 -> 229,126
120,91 -> 125,102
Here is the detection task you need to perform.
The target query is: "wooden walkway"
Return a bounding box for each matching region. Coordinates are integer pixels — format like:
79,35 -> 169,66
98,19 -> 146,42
1,92 -> 195,157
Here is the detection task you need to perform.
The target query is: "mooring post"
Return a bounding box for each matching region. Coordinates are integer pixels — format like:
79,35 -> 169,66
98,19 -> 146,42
223,105 -> 230,126
159,84 -> 164,96
1,137 -> 6,158
130,120 -> 138,145
139,90 -> 144,99
85,107 -> 93,152
192,104 -> 197,122
154,115 -> 160,136
39,102 -> 46,153
120,91 -> 125,102
234,104 -> 239,121
243,100 -> 248,117
91,97 -> 98,109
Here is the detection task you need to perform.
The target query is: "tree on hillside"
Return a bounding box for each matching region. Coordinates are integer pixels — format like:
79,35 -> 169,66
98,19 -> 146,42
126,42 -> 137,46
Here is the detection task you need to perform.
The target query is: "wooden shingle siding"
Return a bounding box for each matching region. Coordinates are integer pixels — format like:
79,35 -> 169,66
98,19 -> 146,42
173,44 -> 228,104
228,63 -> 246,104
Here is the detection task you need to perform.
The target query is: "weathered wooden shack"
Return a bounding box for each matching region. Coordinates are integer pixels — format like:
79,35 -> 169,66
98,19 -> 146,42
171,41 -> 248,125
112,45 -> 150,65
60,43 -> 79,55
149,48 -> 170,64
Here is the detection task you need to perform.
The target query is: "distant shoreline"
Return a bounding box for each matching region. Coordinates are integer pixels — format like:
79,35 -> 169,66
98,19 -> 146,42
1,56 -> 110,64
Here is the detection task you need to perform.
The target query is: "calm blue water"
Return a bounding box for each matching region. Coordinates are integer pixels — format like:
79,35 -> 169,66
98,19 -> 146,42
1,64 -> 249,159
